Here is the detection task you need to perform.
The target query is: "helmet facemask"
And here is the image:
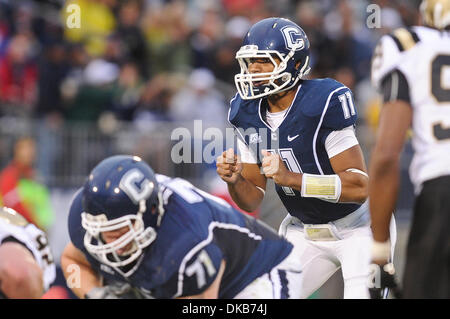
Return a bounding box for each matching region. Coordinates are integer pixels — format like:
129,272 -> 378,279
81,199 -> 158,277
234,44 -> 310,100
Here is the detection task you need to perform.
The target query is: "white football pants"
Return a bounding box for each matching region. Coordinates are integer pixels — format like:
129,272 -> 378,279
278,201 -> 397,299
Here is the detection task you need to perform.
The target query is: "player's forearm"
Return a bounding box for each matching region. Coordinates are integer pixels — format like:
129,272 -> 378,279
278,171 -> 367,204
0,243 -> 44,298
0,263 -> 43,298
227,175 -> 264,212
368,153 -> 400,242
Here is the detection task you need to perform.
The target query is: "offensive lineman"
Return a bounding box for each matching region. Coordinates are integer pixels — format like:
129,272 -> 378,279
216,17 -> 396,298
0,207 -> 56,298
369,0 -> 450,298
61,155 -> 302,299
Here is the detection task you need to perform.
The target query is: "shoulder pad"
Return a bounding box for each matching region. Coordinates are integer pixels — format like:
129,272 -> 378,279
321,86 -> 357,130
228,93 -> 242,126
389,28 -> 420,52
371,28 -> 420,89
300,78 -> 346,118
0,207 -> 29,227
228,93 -> 259,127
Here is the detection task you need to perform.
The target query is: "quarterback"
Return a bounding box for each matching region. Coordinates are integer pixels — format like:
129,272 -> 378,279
216,17 -> 396,298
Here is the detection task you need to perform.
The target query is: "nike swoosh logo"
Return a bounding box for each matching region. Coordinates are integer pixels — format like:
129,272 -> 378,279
287,134 -> 299,142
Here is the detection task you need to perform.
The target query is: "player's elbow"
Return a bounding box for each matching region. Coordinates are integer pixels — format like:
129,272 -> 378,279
354,183 -> 368,204
343,174 -> 368,204
240,203 -> 259,213
0,260 -> 43,298
229,191 -> 263,213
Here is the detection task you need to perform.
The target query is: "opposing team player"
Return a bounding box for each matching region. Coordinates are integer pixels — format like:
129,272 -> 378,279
369,0 -> 450,299
61,155 -> 302,299
216,17 -> 396,298
0,207 -> 56,298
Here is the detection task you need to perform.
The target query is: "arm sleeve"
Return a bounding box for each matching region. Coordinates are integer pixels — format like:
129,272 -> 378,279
371,33 -> 403,90
324,126 -> 359,158
371,28 -> 419,91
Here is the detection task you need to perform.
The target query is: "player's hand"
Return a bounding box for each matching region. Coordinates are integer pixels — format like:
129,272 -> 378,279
216,148 -> 243,185
261,150 -> 293,186
367,262 -> 402,299
85,282 -> 146,299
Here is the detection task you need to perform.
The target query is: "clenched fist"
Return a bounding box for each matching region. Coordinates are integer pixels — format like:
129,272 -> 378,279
216,148 -> 243,184
261,150 -> 295,187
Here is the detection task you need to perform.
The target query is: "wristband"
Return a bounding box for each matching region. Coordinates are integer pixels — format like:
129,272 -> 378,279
371,240 -> 391,261
301,173 -> 342,203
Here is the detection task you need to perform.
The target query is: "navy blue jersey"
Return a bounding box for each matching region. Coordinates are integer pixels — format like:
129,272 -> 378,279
68,175 -> 292,299
229,78 -> 361,224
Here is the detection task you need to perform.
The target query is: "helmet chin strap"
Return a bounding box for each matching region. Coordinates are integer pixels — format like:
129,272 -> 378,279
156,190 -> 165,227
138,199 -> 146,215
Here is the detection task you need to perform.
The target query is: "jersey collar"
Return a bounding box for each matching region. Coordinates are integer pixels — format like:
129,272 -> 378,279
258,84 -> 302,132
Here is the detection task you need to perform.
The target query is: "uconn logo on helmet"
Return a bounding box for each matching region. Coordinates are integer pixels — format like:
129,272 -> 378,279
281,26 -> 305,51
119,169 -> 154,203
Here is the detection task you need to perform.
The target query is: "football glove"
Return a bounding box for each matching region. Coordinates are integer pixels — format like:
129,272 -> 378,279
367,262 -> 402,299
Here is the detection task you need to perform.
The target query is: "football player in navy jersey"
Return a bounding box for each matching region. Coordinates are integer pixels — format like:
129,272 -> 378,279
61,155 -> 302,299
216,17 -> 396,298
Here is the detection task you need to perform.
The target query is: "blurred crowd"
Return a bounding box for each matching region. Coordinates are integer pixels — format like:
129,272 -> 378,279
0,0 -> 422,184
0,0 -> 421,127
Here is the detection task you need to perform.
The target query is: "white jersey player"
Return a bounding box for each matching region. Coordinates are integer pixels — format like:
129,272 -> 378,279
0,207 -> 56,298
369,0 -> 450,298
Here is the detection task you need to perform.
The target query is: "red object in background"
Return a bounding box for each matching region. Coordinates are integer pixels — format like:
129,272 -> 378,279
0,55 -> 37,105
222,0 -> 263,16
0,161 -> 35,224
41,286 -> 70,299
